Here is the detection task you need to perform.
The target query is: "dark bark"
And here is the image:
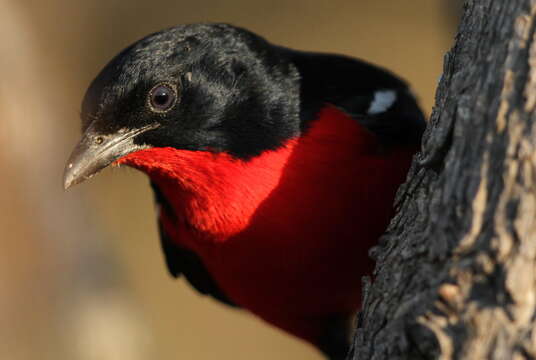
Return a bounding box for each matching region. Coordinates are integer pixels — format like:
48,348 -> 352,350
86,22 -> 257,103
349,0 -> 536,359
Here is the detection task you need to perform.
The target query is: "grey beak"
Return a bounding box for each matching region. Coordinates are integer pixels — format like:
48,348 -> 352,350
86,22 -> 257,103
63,123 -> 159,190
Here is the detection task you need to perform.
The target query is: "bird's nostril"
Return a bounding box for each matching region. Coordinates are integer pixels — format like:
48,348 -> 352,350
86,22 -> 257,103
95,136 -> 104,145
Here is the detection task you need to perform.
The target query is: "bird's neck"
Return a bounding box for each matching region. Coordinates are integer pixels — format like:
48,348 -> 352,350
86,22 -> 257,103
118,135 -> 298,240
117,106 -> 381,242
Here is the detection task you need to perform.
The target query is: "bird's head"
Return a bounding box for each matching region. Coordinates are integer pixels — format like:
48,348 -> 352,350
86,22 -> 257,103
64,23 -> 301,189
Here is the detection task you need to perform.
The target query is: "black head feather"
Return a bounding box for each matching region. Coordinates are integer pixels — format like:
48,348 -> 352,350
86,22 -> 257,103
81,23 -> 425,160
82,23 -> 302,158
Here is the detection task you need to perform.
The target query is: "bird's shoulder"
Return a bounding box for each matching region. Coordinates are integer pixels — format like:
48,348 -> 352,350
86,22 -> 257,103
280,48 -> 426,146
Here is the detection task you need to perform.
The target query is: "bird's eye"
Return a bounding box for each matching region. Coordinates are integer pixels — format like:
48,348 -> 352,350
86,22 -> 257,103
149,83 -> 177,112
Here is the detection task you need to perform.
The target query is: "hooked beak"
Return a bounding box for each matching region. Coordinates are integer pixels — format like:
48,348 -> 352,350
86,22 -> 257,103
63,123 -> 160,190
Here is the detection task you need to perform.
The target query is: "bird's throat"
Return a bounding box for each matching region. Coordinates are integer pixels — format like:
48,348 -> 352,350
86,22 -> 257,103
117,138 -> 297,240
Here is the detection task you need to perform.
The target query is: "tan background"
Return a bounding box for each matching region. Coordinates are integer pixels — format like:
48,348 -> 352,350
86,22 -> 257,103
0,1 -> 459,359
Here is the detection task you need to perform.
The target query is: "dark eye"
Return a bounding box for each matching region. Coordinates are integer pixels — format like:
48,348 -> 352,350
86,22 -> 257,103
149,83 -> 177,112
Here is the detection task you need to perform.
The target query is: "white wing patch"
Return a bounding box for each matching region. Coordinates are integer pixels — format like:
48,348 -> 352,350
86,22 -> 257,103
367,90 -> 397,115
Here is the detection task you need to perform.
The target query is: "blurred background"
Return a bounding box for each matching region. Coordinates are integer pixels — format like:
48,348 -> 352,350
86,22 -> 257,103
0,1 -> 461,359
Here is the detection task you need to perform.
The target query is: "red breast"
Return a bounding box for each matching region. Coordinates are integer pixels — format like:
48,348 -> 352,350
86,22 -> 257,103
118,106 -> 416,344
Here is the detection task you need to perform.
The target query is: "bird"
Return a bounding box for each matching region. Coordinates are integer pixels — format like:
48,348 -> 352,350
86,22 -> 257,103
63,23 -> 425,359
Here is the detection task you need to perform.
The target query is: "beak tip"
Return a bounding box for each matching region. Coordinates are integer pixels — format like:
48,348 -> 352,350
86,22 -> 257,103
63,162 -> 98,190
63,179 -> 72,191
63,165 -> 75,190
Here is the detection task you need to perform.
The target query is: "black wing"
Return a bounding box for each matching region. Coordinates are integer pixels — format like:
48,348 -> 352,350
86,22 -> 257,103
151,182 -> 238,308
284,48 -> 426,146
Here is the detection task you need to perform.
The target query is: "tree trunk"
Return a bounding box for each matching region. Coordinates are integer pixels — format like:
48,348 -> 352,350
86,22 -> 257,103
349,0 -> 536,359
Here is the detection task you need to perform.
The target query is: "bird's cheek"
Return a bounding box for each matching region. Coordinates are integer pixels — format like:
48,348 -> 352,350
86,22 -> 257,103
115,147 -> 187,178
115,148 -> 163,170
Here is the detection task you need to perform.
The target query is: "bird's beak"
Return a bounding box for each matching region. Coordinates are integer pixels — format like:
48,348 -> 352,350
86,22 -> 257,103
63,123 -> 160,190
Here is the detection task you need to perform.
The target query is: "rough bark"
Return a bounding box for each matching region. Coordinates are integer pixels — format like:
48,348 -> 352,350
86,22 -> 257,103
349,0 -> 536,359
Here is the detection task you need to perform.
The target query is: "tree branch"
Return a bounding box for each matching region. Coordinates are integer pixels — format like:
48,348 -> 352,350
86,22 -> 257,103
349,1 -> 536,358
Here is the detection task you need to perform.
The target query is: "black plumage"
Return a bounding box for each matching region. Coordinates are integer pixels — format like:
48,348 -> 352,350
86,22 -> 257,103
81,23 -> 424,160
